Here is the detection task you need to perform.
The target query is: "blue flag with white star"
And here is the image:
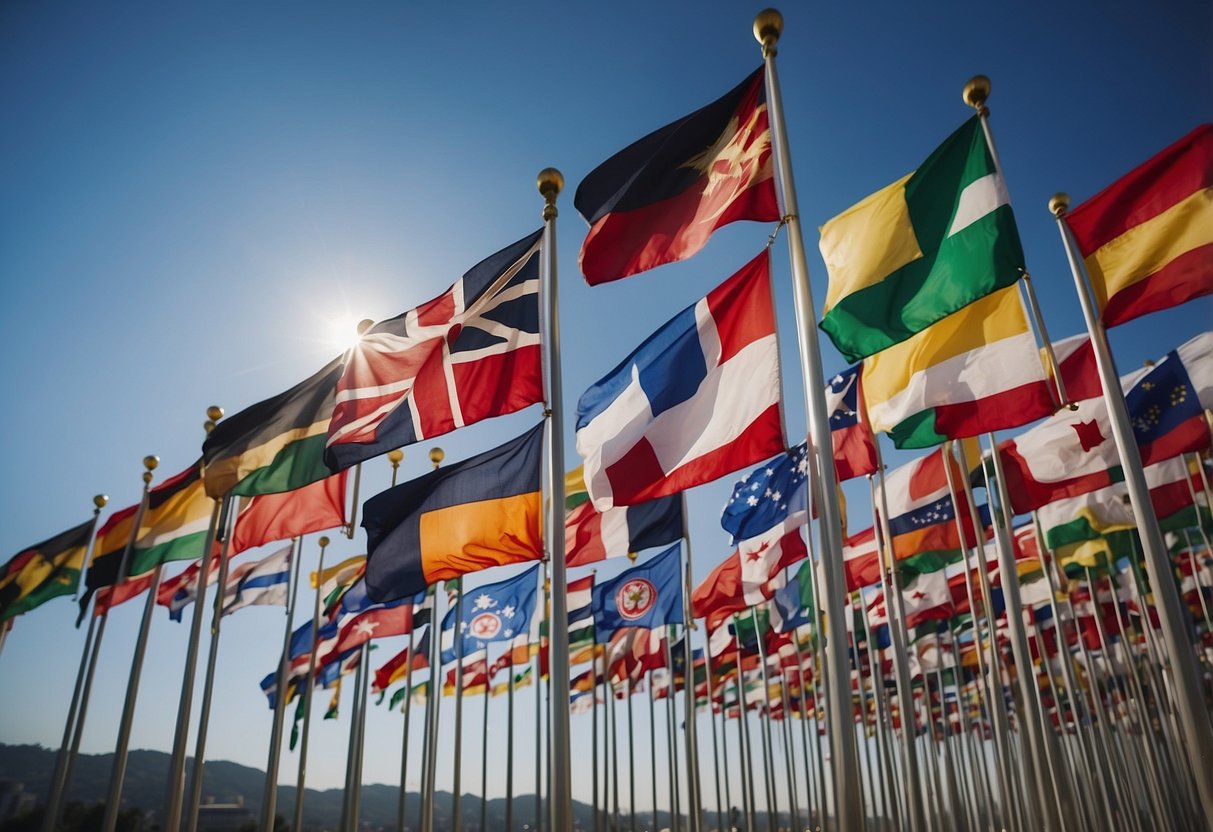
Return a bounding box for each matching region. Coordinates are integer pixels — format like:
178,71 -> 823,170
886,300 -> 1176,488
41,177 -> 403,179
720,443 -> 809,545
592,543 -> 684,641
441,565 -> 539,664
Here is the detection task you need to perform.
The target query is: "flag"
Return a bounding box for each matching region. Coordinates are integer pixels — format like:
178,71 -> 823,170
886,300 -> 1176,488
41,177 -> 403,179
568,574 -> 596,656
315,598 -> 423,669
564,466 -> 682,567
128,460 -> 212,575
771,559 -> 814,633
879,442 -> 987,561
1064,124 -> 1213,326
1125,332 -> 1213,463
202,356 -> 344,498
78,503 -> 140,621
861,285 -> 1053,449
898,570 -> 954,630
826,366 -> 878,481
222,544 -> 292,616
1050,334 -> 1102,403
574,67 -> 779,285
819,115 -> 1024,362
230,471 -> 348,556
362,422 -> 544,602
720,444 -> 808,546
691,530 -> 806,620
156,548 -> 223,622
325,231 -> 544,469
842,527 -> 882,593
575,251 -> 783,510
592,544 -> 683,640
373,628 -> 431,695
0,519 -> 93,622
439,566 -> 539,663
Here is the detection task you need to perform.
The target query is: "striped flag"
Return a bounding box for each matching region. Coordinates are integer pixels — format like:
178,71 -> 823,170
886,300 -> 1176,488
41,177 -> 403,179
222,544 -> 292,616
564,466 -> 682,567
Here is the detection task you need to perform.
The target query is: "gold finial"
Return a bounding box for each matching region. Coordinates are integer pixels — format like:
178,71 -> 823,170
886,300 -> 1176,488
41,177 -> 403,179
203,420 -> 216,433
963,75 -> 990,113
1143,359 -> 1156,368
206,405 -> 224,422
753,8 -> 783,51
93,494 -> 109,509
429,447 -> 445,469
1049,193 -> 1071,217
538,168 -> 563,221
627,551 -> 638,562
143,455 -> 160,471
318,535 -> 330,548
357,319 -> 375,335
387,449 -> 404,466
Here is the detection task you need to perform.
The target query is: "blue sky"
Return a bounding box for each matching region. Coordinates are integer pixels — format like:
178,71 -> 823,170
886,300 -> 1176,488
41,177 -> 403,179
1,0 -> 1210,818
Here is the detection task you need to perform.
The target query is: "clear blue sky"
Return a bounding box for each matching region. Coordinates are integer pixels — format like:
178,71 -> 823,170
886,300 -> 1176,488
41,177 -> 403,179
1,0 -> 1210,816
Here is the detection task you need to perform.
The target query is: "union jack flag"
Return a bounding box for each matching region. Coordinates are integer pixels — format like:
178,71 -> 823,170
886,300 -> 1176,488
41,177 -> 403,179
325,230 -> 545,469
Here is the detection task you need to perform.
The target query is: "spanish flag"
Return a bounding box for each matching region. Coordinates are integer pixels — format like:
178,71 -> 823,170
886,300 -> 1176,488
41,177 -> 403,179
362,422 -> 544,602
1065,124 -> 1212,326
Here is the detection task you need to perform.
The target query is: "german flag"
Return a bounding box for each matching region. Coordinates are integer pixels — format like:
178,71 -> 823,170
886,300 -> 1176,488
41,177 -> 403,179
0,519 -> 93,622
1065,124 -> 1212,326
362,422 -> 544,602
202,356 -> 343,498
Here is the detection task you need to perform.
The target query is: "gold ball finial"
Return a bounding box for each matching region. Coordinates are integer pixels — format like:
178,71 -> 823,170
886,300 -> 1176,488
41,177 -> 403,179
143,455 -> 160,472
627,551 -> 638,563
206,405 -> 224,422
1049,192 -> 1071,217
318,535 -> 330,547
387,449 -> 404,465
93,494 -> 109,509
963,75 -> 991,111
429,447 -> 445,468
537,168 -> 563,202
203,420 -> 216,434
357,319 -> 375,335
753,9 -> 783,47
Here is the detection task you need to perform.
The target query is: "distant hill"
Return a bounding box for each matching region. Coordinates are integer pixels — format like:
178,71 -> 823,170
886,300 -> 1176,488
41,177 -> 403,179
0,743 -> 626,830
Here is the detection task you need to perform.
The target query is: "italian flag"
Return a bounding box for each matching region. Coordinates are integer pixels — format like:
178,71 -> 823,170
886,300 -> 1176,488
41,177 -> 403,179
819,115 -> 1024,362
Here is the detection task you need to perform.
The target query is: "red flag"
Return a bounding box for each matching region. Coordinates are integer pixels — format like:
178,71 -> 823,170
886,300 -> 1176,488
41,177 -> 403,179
230,471 -> 347,556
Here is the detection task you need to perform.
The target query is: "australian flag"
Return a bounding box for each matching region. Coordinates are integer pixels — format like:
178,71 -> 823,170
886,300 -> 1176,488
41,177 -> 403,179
325,230 -> 545,469
721,443 -> 809,546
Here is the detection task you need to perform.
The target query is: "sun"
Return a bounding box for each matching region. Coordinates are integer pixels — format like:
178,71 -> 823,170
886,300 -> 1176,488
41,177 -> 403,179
324,315 -> 371,352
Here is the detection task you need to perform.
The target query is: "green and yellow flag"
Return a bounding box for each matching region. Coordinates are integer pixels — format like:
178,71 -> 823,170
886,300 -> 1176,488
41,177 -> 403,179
819,115 -> 1024,362
0,518 -> 94,622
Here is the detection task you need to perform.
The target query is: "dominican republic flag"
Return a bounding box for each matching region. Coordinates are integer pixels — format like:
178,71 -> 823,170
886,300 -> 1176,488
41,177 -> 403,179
826,366 -> 878,481
575,251 -> 784,510
592,544 -> 684,641
720,444 -> 808,546
573,67 -> 780,285
440,565 -> 539,664
325,230 -> 544,470
222,544 -> 292,617
564,466 -> 683,567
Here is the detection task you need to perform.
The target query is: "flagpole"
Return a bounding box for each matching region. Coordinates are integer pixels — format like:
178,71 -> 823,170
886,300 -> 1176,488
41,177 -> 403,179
340,643 -> 366,831
858,595 -> 898,831
260,533 -> 303,832
420,448 -> 445,832
534,577 -> 544,832
867,456 -> 929,832
971,437 -> 1070,831
183,497 -> 239,832
100,454 -> 159,832
609,675 -> 620,832
701,655 -> 724,832
750,609 -> 778,831
506,650 -> 517,832
664,629 -> 684,832
848,598 -> 877,826
41,493 -> 108,832
452,580 -> 466,832
791,628 -> 826,830
753,14 -> 862,827
345,462 -> 363,539
777,665 -> 801,832
676,497 -> 704,832
389,448 -> 415,832
647,670 -> 660,832
479,677 -> 490,832
536,168 -> 573,832
731,615 -> 758,832
1050,192 -> 1213,825
292,535 -> 328,832
591,633 -> 600,832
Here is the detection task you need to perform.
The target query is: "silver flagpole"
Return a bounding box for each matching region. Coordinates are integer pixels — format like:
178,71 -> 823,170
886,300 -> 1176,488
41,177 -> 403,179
420,448 -> 446,832
754,12 -> 861,827
846,631 -> 874,826
648,672 -> 660,832
609,677 -> 621,832
534,572 -> 544,832
163,408 -> 226,832
626,678 -> 637,832
260,534 -> 304,832
451,581 -> 466,832
677,498 -> 704,832
536,168 -> 572,832
292,535 -> 328,832
591,636 -> 600,832
397,623 -> 418,832
972,438 -> 1069,831
1051,191 -> 1213,825
751,610 -> 778,831
479,678 -> 490,832
58,609 -> 109,829
340,644 -> 367,831
100,455 -> 160,832
858,595 -> 898,831
777,667 -> 801,832
664,630 -> 682,832
183,498 -> 239,832
732,617 -> 757,832
868,457 -> 930,832
41,493 -> 108,832
506,652 -> 517,832
705,650 -> 731,831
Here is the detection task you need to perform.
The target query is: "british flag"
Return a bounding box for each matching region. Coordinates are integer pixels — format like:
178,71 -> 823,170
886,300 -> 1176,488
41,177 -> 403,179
325,230 -> 545,469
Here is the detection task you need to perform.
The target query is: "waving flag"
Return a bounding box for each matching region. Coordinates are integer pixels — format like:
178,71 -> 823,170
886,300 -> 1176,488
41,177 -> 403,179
440,566 -> 539,663
374,628 -> 431,695
230,471 -> 347,556
827,367 -> 878,481
1125,332 -> 1212,462
879,441 -> 987,561
691,530 -> 806,620
0,518 -> 93,622
129,460 -> 212,575
564,466 -> 683,567
574,67 -> 778,285
223,544 -> 292,616
325,231 -> 544,469
721,444 -> 809,546
157,548 -> 224,622
592,544 -> 683,640
842,527 -> 882,593
575,251 -> 783,510
362,423 -> 544,602
819,115 -> 1024,362
1064,124 -> 1213,326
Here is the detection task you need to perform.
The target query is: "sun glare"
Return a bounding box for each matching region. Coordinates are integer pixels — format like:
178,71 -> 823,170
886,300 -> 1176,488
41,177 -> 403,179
325,315 -> 367,352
